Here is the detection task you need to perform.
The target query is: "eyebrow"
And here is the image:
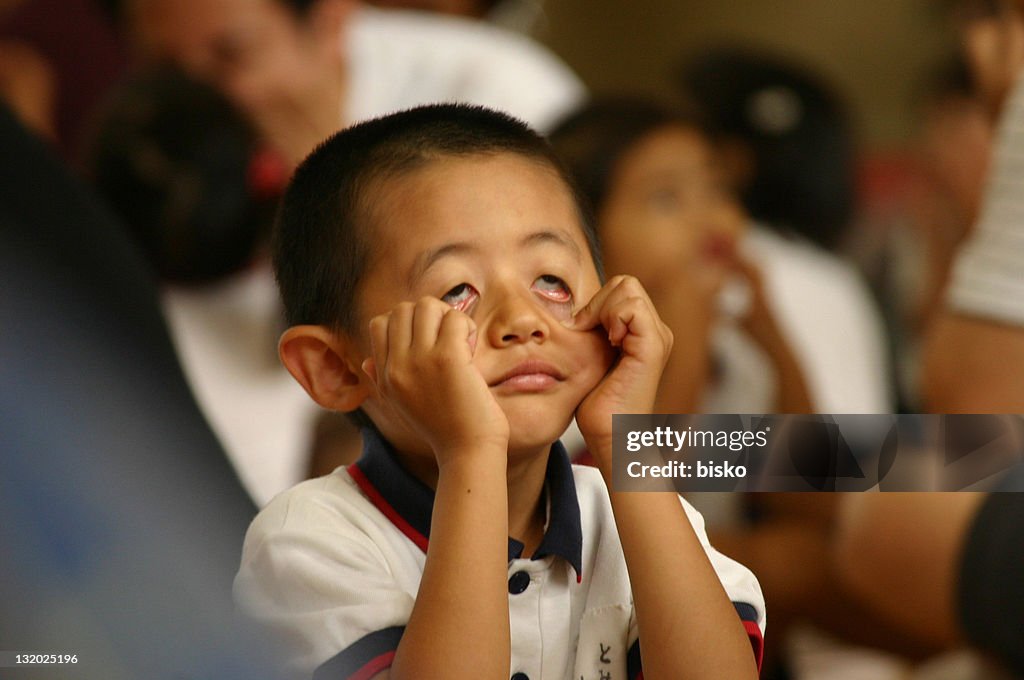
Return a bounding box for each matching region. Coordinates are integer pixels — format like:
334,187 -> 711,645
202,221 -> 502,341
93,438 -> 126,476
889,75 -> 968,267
523,229 -> 583,262
407,229 -> 583,289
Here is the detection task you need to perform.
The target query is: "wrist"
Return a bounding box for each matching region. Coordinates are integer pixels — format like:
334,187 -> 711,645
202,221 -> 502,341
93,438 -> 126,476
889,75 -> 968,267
581,435 -> 614,477
435,439 -> 508,475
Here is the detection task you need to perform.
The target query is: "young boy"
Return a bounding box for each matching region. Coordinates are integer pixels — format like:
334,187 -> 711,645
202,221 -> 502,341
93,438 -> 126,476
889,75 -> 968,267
234,104 -> 765,680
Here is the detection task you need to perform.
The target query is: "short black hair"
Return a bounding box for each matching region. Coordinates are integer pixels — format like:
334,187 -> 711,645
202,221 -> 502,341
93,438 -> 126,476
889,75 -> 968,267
548,97 -> 705,218
273,103 -> 600,334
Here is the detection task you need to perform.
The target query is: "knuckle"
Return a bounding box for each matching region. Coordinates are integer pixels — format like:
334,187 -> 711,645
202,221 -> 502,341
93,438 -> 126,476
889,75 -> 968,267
608,274 -> 629,288
623,295 -> 645,310
618,274 -> 640,288
432,352 -> 455,371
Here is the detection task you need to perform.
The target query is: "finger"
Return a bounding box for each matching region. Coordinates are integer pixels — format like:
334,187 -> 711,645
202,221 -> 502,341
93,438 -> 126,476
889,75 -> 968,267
360,357 -> 377,384
365,314 -> 389,387
412,297 -> 448,351
437,309 -> 478,358
595,286 -> 661,347
727,256 -> 773,319
387,301 -> 414,359
605,296 -> 651,346
729,254 -> 763,284
569,274 -> 631,331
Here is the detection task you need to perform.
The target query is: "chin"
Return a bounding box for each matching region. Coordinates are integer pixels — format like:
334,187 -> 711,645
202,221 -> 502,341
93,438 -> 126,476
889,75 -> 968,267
503,401 -> 575,455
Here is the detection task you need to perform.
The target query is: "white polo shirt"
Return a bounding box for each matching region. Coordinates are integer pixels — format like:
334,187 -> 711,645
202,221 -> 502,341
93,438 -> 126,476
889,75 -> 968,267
234,429 -> 765,680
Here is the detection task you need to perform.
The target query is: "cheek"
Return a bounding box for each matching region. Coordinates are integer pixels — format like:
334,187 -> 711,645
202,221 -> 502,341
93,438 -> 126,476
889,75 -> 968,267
543,298 -> 574,323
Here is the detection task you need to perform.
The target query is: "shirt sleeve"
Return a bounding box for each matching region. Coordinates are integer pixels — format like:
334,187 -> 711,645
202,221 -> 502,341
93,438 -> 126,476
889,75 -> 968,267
233,484 -> 414,680
946,73 -> 1024,326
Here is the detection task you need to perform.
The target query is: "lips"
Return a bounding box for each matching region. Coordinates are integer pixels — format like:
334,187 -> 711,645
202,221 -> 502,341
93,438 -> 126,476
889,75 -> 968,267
490,359 -> 565,392
701,234 -> 737,262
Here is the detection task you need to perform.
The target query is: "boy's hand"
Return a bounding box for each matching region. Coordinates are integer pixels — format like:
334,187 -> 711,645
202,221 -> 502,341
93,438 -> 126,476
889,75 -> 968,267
728,256 -> 778,346
569,276 -> 673,460
363,297 -> 510,464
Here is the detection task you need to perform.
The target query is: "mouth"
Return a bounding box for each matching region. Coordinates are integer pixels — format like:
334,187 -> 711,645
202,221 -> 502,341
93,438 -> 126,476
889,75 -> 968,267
489,359 -> 566,392
701,234 -> 737,262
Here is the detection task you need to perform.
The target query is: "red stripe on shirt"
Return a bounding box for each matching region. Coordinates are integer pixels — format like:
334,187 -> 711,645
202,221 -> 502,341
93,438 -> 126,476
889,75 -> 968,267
744,619 -> 764,673
348,464 -> 430,553
349,650 -> 396,680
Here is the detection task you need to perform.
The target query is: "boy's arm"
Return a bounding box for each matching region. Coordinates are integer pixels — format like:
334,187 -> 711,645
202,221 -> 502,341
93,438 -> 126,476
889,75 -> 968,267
387,448 -> 510,680
603,483 -> 761,680
572,276 -> 760,680
363,299 -> 512,680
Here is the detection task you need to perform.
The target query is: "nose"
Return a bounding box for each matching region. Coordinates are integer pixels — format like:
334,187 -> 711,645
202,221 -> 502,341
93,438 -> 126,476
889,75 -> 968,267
485,288 -> 551,347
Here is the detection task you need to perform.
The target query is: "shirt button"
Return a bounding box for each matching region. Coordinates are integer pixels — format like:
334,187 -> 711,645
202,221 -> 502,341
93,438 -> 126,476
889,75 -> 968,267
507,570 -> 531,595
510,674 -> 530,680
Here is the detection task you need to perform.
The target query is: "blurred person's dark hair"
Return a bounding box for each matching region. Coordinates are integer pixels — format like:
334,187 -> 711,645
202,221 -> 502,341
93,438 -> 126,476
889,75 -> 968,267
88,65 -> 286,284
112,0 -> 524,22
678,47 -> 855,251
948,0 -> 1022,23
365,0 -> 508,19
280,0 -> 321,12
94,0 -> 123,22
547,96 -> 706,217
919,50 -> 977,106
104,0 -> 323,24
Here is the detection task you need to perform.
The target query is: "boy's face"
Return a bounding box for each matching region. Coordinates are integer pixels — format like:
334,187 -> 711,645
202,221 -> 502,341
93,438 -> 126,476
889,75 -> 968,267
352,153 -> 612,457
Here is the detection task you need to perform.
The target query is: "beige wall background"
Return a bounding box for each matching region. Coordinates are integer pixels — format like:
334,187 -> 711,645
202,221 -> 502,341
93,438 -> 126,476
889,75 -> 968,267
539,0 -> 957,147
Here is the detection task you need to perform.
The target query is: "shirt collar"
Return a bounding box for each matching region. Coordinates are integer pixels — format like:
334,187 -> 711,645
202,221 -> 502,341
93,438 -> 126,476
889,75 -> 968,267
349,427 -> 583,578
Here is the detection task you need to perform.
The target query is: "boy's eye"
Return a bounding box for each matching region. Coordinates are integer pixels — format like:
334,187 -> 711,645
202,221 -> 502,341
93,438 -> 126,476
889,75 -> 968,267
532,275 -> 572,303
441,283 -> 479,311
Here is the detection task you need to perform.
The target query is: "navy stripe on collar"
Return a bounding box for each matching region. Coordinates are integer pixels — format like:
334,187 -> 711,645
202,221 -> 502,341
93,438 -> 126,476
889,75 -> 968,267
350,427 -> 584,578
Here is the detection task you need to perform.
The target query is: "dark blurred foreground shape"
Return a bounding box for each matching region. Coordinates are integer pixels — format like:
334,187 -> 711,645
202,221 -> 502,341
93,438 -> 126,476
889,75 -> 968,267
0,102 -> 279,680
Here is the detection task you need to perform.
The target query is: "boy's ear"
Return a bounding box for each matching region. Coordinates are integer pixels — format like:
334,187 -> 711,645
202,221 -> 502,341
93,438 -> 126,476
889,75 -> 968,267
279,325 -> 369,412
